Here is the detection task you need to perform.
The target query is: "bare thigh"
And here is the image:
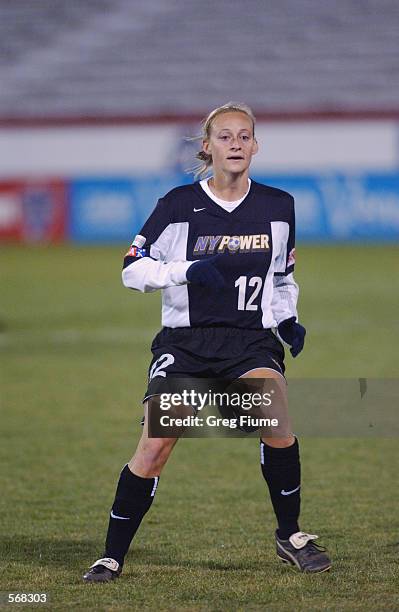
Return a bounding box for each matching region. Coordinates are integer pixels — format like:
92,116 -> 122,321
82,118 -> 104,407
239,367 -> 295,448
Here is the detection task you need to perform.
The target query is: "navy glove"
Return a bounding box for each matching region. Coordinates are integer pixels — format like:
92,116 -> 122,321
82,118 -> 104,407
277,316 -> 306,357
186,255 -> 225,290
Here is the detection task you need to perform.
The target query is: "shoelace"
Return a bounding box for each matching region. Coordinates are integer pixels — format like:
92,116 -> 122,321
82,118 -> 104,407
302,541 -> 327,556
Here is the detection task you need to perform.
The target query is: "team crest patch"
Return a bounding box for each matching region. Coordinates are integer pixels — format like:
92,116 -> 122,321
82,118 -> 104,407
125,245 -> 147,258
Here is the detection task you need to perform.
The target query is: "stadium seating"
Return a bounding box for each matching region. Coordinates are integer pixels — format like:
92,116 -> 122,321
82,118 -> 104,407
0,0 -> 398,117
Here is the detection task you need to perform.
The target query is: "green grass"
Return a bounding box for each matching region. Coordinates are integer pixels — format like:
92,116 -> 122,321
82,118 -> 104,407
1,245 -> 398,611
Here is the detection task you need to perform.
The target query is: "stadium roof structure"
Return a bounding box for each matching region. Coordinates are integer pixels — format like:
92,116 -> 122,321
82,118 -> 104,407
0,0 -> 398,123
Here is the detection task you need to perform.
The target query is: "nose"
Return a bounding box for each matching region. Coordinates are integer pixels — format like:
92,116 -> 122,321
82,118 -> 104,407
230,137 -> 242,149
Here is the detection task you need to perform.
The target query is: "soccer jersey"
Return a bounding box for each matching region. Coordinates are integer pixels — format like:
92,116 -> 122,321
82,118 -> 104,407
122,180 -> 298,329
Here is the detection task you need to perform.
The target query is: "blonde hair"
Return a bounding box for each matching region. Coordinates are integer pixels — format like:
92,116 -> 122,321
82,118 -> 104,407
189,102 -> 256,179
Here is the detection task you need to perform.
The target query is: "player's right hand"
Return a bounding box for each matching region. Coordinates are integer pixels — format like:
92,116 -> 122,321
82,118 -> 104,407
186,255 -> 226,289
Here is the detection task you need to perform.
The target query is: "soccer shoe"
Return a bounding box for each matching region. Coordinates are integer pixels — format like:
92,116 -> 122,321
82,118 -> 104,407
275,531 -> 331,573
83,557 -> 121,583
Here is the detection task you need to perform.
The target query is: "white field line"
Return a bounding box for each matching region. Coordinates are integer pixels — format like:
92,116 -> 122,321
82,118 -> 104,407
0,327 -> 156,347
0,318 -> 372,349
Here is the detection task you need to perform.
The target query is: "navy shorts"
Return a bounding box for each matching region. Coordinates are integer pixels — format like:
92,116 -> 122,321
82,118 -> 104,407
143,326 -> 285,402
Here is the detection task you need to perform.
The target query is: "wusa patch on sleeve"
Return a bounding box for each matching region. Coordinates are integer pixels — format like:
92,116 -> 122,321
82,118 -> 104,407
125,245 -> 148,258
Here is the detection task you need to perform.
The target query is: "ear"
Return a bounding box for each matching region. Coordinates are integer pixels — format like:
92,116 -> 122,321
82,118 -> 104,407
252,138 -> 259,157
202,138 -> 211,155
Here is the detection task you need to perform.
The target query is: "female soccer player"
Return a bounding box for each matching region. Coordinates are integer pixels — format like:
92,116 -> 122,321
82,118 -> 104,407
83,103 -> 331,581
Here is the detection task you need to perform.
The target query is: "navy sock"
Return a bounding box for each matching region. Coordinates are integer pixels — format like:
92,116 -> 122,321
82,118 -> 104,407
260,438 -> 301,540
104,465 -> 159,566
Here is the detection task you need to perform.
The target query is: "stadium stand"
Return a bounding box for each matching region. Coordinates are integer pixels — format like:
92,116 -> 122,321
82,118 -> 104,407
0,0 -> 398,118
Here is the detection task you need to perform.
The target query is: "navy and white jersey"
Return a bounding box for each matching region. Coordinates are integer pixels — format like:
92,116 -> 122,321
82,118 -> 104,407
122,180 -> 298,329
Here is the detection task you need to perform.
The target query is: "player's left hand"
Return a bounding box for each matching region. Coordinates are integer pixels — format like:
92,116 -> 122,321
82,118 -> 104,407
277,316 -> 306,357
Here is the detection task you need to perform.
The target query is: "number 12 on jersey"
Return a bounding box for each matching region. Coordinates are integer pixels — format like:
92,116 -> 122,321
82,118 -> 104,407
234,276 -> 263,311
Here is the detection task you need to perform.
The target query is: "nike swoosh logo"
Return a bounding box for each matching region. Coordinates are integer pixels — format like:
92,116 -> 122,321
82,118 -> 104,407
110,510 -> 130,520
193,208 -> 206,212
281,485 -> 301,496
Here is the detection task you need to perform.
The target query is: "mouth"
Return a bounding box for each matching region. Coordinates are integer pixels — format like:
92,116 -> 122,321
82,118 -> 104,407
227,156 -> 244,160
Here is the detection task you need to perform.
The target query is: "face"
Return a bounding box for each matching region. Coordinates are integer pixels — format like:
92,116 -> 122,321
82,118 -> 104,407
202,111 -> 258,176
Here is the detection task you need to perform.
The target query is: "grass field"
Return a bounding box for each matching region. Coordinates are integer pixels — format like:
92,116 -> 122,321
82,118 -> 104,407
1,245 -> 398,611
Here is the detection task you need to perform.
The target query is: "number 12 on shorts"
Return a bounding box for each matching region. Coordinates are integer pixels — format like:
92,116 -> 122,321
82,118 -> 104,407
235,276 -> 263,311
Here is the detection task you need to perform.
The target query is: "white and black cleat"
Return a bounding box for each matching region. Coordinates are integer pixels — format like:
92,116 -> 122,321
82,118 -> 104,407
83,558 -> 121,583
276,531 -> 331,573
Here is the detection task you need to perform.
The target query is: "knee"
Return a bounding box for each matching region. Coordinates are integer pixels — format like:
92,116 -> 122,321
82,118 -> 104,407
143,437 -> 175,463
129,437 -> 175,477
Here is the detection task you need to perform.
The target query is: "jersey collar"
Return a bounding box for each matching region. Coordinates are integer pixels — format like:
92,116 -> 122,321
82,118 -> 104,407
191,180 -> 255,219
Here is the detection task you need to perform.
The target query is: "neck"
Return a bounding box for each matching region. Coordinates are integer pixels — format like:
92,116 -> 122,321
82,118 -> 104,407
208,171 -> 249,201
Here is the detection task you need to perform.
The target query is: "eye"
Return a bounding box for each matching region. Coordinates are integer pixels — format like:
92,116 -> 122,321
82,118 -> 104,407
241,135 -> 250,141
219,135 -> 229,141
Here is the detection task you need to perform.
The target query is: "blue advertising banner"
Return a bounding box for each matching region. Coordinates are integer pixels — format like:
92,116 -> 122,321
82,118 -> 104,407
253,172 -> 399,242
69,175 -> 189,243
69,178 -> 137,242
68,172 -> 399,243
